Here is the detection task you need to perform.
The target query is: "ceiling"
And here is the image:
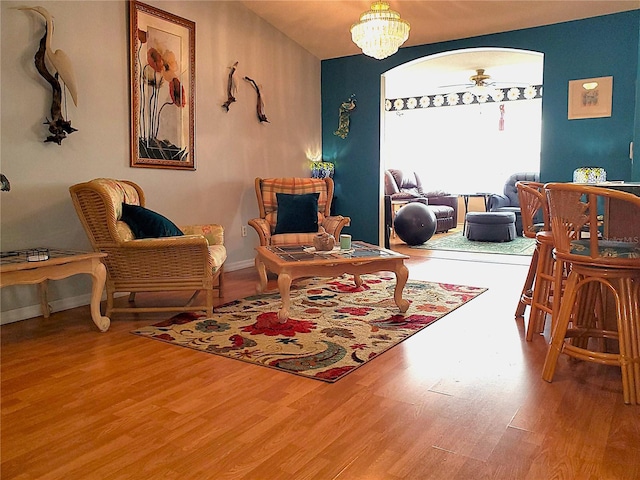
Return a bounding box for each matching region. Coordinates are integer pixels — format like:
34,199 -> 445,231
240,1 -> 639,60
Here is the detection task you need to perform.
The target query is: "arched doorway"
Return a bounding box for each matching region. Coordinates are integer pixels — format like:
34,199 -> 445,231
380,48 -> 544,245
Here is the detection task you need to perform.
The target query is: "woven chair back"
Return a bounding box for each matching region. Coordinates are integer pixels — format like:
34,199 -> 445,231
545,182 -> 640,268
70,178 -> 144,248
516,181 -> 549,239
254,177 -> 334,219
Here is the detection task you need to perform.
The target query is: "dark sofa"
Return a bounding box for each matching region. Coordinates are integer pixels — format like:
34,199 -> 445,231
384,169 -> 458,233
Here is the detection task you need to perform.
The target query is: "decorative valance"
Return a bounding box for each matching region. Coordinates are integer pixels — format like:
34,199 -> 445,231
385,85 -> 542,112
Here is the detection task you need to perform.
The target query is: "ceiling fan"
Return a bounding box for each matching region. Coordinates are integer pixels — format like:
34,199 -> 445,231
469,69 -> 493,88
440,68 -> 530,99
467,69 -> 498,99
440,69 -> 496,93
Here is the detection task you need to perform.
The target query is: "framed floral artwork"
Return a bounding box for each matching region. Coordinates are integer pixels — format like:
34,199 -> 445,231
568,76 -> 613,120
129,1 -> 195,170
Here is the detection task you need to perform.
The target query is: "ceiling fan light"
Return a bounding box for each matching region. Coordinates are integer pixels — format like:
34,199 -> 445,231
470,84 -> 496,100
350,1 -> 410,60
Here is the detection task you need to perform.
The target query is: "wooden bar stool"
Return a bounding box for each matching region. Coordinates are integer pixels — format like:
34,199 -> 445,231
514,182 -> 550,330
526,230 -> 557,341
541,183 -> 640,405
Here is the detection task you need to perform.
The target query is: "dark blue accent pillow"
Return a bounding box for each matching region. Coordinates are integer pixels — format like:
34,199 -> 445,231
120,203 -> 184,239
274,193 -> 320,234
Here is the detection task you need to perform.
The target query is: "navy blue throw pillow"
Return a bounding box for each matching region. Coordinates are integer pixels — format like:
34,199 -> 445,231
120,203 -> 184,239
274,193 -> 320,234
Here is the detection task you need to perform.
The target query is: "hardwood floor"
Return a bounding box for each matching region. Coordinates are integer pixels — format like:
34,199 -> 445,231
2,238 -> 639,479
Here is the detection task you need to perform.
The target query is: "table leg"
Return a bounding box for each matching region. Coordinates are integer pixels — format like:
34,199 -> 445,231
89,261 -> 110,332
37,280 -> 51,318
277,273 -> 292,323
255,256 -> 268,293
394,263 -> 410,313
354,273 -> 363,288
462,195 -> 470,235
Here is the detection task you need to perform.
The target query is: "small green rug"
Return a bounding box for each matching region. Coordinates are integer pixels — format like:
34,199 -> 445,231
413,232 -> 536,256
132,274 -> 486,382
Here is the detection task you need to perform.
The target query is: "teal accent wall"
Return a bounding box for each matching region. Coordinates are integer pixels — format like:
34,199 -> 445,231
322,11 -> 640,244
635,18 -> 640,180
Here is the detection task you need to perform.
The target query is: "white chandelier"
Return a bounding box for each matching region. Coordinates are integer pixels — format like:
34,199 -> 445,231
350,1 -> 410,60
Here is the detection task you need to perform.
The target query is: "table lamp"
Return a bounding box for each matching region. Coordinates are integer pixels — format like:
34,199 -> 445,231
573,167 -> 606,184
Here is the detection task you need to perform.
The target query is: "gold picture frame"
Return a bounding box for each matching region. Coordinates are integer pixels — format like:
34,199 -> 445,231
129,1 -> 195,170
568,76 -> 613,120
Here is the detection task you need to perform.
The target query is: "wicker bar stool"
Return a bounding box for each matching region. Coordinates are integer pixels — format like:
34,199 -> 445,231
526,230 -> 558,341
541,183 -> 640,405
514,182 -> 550,330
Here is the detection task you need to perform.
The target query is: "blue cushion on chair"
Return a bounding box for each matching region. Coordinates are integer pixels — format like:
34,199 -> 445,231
120,203 -> 184,239
274,193 -> 319,234
570,239 -> 640,259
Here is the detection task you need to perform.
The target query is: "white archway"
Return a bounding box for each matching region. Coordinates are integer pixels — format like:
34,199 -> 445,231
380,48 -> 544,245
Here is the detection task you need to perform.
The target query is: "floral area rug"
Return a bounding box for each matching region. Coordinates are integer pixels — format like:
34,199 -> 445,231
132,274 -> 486,382
413,232 -> 536,256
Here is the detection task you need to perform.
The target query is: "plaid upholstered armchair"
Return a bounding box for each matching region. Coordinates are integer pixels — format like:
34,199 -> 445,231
248,177 -> 350,246
69,178 -> 226,317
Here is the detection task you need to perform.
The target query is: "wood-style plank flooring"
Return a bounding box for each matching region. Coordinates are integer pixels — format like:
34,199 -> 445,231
2,237 -> 639,479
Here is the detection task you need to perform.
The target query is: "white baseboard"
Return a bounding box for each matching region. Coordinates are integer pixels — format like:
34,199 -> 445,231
229,259 -> 254,271
0,292 -> 97,326
0,259 -> 254,325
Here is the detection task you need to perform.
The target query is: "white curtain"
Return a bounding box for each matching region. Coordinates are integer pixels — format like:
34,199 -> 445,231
383,98 -> 542,195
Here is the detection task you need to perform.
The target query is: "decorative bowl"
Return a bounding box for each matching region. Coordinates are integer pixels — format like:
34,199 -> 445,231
313,232 -> 335,251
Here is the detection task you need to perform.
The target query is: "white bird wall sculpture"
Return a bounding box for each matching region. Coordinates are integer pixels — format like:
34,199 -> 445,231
17,5 -> 78,144
19,5 -> 78,107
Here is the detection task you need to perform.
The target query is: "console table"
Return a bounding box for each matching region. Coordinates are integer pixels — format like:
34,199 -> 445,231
390,199 -> 411,237
458,193 -> 492,234
0,249 -> 110,332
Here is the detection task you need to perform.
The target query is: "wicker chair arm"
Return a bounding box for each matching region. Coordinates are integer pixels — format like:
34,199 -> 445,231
105,235 -> 214,280
179,224 -> 224,245
120,234 -> 210,250
321,215 -> 351,238
248,218 -> 271,246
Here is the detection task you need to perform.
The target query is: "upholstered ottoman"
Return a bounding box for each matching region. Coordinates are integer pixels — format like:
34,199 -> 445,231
427,205 -> 456,233
465,211 -> 516,242
492,206 -> 523,236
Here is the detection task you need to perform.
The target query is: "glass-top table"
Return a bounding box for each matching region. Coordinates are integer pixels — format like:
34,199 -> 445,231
265,241 -> 402,262
457,193 -> 493,233
255,241 -> 409,323
0,248 -> 110,332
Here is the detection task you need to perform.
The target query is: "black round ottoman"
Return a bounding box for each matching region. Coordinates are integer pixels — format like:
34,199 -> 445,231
465,211 -> 516,242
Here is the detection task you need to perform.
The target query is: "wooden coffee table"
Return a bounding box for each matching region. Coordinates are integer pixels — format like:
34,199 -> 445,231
255,241 -> 410,322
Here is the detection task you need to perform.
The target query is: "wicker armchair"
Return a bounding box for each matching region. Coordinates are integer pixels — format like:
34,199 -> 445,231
69,178 -> 226,317
248,177 -> 350,246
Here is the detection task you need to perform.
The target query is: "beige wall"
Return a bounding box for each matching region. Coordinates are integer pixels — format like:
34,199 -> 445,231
0,1 -> 321,322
